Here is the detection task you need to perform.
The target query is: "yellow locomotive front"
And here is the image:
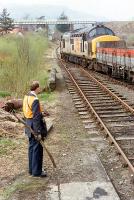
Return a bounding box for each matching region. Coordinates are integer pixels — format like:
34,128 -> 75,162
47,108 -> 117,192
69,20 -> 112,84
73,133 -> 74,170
87,25 -> 120,59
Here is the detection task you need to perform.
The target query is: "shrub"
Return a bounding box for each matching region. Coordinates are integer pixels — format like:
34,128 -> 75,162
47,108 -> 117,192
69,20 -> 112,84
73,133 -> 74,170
0,33 -> 48,96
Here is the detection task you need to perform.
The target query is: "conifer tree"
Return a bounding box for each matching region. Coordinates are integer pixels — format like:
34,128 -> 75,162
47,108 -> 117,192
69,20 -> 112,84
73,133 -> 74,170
0,8 -> 14,34
56,12 -> 70,33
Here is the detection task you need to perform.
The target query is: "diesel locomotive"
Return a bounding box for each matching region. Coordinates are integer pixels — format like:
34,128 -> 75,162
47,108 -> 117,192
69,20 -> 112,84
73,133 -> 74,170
60,24 -> 134,83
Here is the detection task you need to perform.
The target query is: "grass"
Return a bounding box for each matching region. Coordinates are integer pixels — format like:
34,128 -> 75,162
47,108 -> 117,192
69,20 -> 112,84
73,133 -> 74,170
1,177 -> 47,200
0,32 -> 49,97
0,91 -> 11,97
39,91 -> 56,102
0,138 -> 17,155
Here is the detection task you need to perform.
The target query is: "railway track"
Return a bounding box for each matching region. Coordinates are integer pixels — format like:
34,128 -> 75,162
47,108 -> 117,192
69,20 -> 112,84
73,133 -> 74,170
57,55 -> 134,176
87,69 -> 134,92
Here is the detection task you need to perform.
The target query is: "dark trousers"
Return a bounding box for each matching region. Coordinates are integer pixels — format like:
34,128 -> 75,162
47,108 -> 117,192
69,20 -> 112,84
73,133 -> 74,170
28,136 -> 43,176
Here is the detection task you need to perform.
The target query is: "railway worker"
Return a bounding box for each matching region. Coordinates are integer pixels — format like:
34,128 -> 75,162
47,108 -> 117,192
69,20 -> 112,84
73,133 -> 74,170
23,81 -> 48,177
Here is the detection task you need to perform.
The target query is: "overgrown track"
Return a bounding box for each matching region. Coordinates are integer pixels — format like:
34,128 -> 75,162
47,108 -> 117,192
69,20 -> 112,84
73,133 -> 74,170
57,53 -> 134,176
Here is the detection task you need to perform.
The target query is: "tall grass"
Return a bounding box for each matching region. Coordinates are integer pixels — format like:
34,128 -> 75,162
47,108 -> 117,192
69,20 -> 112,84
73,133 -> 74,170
0,33 -> 48,97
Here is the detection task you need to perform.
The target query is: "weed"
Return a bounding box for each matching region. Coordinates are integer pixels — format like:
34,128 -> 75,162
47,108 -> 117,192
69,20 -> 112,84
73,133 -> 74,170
0,91 -> 11,97
39,91 -> 56,102
1,177 -> 46,200
0,138 -> 17,156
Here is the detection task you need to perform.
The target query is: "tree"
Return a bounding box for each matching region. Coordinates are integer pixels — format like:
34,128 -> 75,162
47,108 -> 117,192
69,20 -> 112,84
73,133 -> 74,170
36,16 -> 46,29
56,12 -> 70,33
0,8 -> 14,34
37,16 -> 45,20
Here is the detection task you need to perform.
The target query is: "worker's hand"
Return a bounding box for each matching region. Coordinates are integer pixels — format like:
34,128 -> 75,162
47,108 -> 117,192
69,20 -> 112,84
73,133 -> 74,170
36,134 -> 42,141
41,136 -> 45,141
43,110 -> 50,117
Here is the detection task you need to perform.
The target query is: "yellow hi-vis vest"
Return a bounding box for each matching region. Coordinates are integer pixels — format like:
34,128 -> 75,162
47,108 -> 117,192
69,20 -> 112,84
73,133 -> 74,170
23,95 -> 40,118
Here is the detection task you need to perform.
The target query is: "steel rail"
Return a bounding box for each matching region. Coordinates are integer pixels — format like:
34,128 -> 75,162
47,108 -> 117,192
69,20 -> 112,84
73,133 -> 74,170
59,59 -> 134,174
90,70 -> 134,91
80,67 -> 134,115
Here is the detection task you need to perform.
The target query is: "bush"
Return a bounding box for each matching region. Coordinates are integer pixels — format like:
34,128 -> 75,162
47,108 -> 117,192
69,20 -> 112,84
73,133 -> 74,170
0,33 -> 48,96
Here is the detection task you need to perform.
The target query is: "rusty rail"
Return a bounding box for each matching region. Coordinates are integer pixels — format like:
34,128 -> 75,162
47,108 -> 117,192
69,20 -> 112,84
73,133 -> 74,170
81,67 -> 134,115
58,57 -> 134,175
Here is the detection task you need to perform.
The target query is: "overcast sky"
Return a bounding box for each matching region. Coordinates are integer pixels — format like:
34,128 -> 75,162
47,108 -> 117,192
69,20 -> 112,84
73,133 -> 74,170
0,0 -> 134,20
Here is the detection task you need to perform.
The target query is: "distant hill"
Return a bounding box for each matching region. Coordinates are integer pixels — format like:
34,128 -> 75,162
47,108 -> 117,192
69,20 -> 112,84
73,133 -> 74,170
1,4 -> 107,21
106,21 -> 134,46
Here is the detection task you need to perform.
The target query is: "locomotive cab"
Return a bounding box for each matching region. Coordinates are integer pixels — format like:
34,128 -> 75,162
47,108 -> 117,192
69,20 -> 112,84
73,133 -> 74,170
90,35 -> 121,59
87,25 -> 118,59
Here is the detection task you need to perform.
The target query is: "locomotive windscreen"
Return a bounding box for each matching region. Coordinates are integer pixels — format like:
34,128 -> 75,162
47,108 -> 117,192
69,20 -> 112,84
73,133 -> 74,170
87,25 -> 115,39
97,40 -> 127,48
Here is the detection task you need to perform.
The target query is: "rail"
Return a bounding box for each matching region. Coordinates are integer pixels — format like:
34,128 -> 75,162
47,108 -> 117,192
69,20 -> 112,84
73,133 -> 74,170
57,53 -> 134,175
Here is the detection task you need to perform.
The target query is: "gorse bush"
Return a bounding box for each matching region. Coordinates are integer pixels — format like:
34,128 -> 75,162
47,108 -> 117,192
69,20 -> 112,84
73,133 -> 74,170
0,33 -> 48,96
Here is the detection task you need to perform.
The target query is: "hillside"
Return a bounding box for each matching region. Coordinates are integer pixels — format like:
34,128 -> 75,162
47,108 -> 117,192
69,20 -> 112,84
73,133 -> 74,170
105,21 -> 134,46
2,4 -> 106,21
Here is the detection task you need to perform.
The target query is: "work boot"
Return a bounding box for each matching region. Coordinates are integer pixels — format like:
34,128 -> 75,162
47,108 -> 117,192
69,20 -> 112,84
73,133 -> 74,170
40,170 -> 47,177
32,170 -> 47,178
